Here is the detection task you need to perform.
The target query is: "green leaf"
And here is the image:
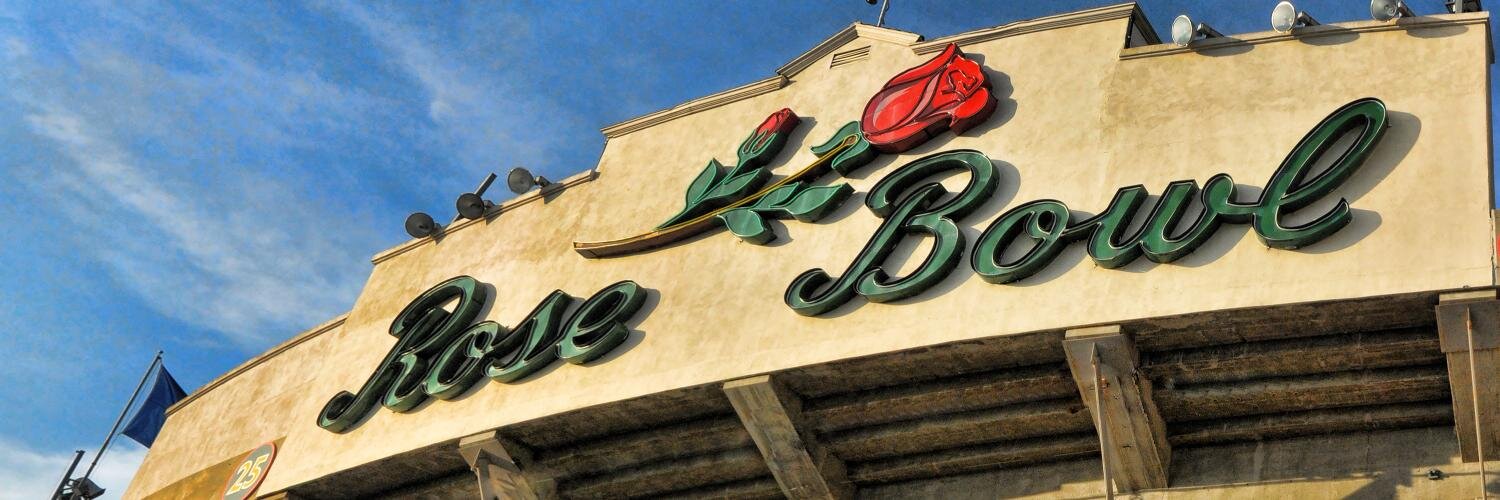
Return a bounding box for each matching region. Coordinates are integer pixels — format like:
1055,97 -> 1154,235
719,208 -> 775,245
811,121 -> 860,156
685,159 -> 725,205
811,121 -> 876,176
737,131 -> 768,160
831,135 -> 876,176
705,169 -> 768,202
756,183 -> 802,210
783,183 -> 854,222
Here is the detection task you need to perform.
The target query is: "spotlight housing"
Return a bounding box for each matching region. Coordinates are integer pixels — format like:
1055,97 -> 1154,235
404,212 -> 439,238
1271,1 -> 1320,33
455,192 -> 491,220
1171,14 -> 1223,47
455,172 -> 498,220
1446,0 -> 1482,13
70,478 -> 106,499
1371,0 -> 1415,21
507,167 -> 552,195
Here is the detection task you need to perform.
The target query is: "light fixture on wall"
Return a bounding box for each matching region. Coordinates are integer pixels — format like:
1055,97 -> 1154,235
70,478 -> 106,499
1371,0 -> 1415,21
506,167 -> 551,195
1271,1 -> 1320,33
1171,14 -> 1223,47
404,212 -> 439,238
1446,0 -> 1482,13
456,173 -> 498,220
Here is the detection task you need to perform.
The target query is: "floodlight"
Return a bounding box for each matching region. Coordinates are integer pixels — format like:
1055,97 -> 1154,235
1371,0 -> 1415,21
404,212 -> 438,238
72,478 -> 105,499
506,167 -> 552,194
1446,0 -> 1482,13
1271,1 -> 1320,33
455,192 -> 491,220
455,172 -> 498,220
1171,14 -> 1223,47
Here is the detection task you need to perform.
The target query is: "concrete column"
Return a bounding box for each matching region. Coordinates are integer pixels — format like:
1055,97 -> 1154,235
1063,325 -> 1171,492
458,431 -> 556,500
1435,290 -> 1500,463
724,375 -> 853,500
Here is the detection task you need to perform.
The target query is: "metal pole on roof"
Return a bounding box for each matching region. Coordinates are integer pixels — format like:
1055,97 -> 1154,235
877,0 -> 891,27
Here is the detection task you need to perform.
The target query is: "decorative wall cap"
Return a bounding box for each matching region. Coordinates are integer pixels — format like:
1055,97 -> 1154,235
599,76 -> 787,139
777,23 -> 924,78
599,22 -> 923,140
1121,11 -> 1490,60
165,314 -> 348,417
913,2 -> 1139,54
601,5 -> 1145,140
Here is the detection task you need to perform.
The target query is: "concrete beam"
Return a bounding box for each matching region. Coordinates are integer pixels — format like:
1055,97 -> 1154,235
1171,401 -> 1453,446
806,364 -> 1076,433
825,398 -> 1091,461
560,448 -> 767,499
724,375 -> 853,500
539,416 -> 751,480
1144,327 -> 1441,385
1155,365 -> 1449,421
1063,325 -> 1171,492
848,433 -> 1099,484
1435,291 -> 1500,463
457,431 -> 556,500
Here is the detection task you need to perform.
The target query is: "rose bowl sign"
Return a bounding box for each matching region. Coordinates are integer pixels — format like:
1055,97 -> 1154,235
320,43 -> 1394,431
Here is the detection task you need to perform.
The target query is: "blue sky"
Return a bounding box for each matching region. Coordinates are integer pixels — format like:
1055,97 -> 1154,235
0,0 -> 1492,497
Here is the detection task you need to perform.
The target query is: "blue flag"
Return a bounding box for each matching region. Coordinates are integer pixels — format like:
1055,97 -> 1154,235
121,364 -> 187,448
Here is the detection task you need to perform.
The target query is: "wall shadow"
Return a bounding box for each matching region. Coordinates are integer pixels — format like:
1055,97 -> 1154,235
1194,38 -> 1254,57
964,69 -> 1018,138
1404,21 -> 1469,39
1297,27 -> 1360,46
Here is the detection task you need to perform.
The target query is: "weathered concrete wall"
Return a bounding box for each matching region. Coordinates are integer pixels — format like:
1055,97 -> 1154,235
860,427 -> 1496,499
124,4 -> 1494,498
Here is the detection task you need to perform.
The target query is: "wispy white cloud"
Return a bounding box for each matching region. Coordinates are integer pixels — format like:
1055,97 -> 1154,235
20,105 -> 363,348
1,6 -> 382,348
0,438 -> 146,500
327,1 -> 584,176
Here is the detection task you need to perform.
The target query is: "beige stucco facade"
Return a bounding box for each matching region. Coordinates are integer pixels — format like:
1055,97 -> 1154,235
125,3 -> 1496,499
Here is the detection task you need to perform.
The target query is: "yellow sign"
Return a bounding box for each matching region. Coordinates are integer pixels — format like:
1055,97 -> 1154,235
221,442 -> 276,500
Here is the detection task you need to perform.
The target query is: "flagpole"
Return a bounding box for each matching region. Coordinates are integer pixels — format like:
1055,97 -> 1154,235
80,350 -> 162,481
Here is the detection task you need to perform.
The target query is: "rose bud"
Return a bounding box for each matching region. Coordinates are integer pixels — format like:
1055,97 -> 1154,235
861,43 -> 997,153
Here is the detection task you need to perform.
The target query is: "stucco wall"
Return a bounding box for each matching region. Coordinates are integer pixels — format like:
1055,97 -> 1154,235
124,5 -> 1493,498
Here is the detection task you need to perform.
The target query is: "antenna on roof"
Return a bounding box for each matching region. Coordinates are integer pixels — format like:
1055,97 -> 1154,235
864,0 -> 891,27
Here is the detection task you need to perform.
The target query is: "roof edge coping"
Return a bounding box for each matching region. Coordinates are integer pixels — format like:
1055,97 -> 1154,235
165,313 -> 348,417
1121,11 -> 1490,60
913,2 -> 1138,54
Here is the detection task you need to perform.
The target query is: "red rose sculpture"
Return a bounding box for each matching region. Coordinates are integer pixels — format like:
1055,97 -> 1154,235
737,108 -> 801,170
861,43 -> 997,153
